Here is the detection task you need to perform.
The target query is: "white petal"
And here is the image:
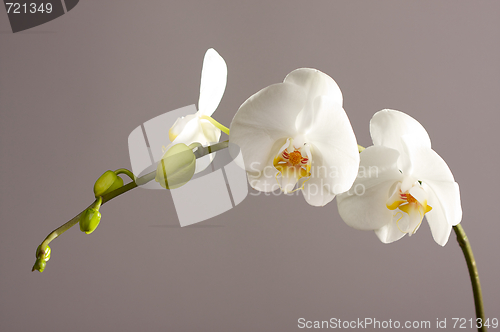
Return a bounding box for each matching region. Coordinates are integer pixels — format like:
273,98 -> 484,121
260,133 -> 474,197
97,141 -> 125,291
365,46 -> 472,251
405,138 -> 455,183
304,96 -> 359,194
200,118 -> 222,144
408,184 -> 428,205
370,110 -> 431,156
229,83 -> 306,172
386,182 -> 406,210
301,173 -> 336,206
247,171 -> 281,193
245,140 -> 284,193
170,117 -> 205,146
425,183 -> 454,246
429,181 -> 462,227
337,146 -> 403,230
375,222 -> 407,244
169,113 -> 198,141
404,139 -> 462,226
400,175 -> 418,193
198,48 -> 227,116
278,167 -> 302,193
170,118 -> 215,173
284,68 -> 343,107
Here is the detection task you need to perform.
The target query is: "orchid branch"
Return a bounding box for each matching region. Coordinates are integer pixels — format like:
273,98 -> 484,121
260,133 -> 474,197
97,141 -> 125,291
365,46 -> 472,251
32,140 -> 229,272
453,224 -> 486,332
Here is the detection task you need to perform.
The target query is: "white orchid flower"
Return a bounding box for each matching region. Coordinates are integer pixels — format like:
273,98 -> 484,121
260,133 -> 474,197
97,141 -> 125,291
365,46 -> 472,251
337,109 -> 462,246
229,68 -> 359,206
167,48 -> 228,172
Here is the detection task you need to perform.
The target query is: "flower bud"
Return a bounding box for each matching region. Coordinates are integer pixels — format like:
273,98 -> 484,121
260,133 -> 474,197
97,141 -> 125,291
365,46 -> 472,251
93,170 -> 124,197
32,259 -> 47,272
155,143 -> 196,189
79,207 -> 102,234
36,245 -> 51,261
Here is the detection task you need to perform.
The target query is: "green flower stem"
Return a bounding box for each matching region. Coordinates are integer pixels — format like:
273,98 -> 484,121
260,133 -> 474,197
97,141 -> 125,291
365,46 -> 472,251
358,145 -> 365,153
32,140 -> 229,272
200,115 -> 230,135
114,168 -> 136,182
33,201 -> 96,271
453,224 -> 486,332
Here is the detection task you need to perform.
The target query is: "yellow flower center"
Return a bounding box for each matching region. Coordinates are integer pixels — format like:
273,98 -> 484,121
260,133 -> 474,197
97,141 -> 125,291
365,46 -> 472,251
272,139 -> 312,193
386,184 -> 433,235
288,151 -> 303,166
406,193 -> 417,204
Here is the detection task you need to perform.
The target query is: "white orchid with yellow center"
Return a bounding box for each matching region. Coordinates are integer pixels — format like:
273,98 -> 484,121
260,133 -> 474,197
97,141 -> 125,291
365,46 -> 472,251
166,48 -> 228,173
337,109 -> 462,245
229,68 -> 359,206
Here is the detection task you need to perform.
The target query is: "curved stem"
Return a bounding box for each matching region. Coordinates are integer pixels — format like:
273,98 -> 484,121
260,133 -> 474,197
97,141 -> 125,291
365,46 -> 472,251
114,168 -> 136,182
200,115 -> 230,135
33,200 -> 98,271
453,224 -> 486,332
33,140 -> 230,272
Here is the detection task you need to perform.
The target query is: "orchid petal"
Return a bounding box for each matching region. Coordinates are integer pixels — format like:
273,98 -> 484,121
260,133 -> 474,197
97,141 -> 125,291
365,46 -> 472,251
170,118 -> 218,173
170,117 -> 205,146
426,181 -> 462,227
198,48 -> 227,116
199,118 -> 222,144
403,138 -> 462,226
302,182 -> 336,206
386,182 -> 405,210
245,140 -> 285,192
425,183 -> 454,246
408,185 -> 428,205
169,113 -> 198,142
229,83 -> 306,172
301,156 -> 337,206
284,68 -> 343,107
278,166 -> 302,193
304,96 -> 359,194
398,202 -> 426,235
375,220 -> 407,244
370,110 -> 431,156
337,146 -> 403,230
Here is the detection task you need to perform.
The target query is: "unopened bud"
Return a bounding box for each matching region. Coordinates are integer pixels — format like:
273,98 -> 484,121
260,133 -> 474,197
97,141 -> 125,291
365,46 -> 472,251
155,143 -> 196,189
94,170 -> 124,197
32,259 -> 47,272
79,207 -> 102,234
36,245 -> 51,261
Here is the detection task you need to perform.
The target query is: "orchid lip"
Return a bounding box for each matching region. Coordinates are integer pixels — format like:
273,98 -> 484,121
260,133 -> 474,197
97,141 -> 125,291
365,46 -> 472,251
386,179 -> 433,235
273,138 -> 312,193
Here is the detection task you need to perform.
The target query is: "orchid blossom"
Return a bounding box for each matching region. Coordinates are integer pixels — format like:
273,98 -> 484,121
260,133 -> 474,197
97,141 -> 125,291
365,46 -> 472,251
229,68 -> 359,206
337,110 -> 462,245
166,48 -> 228,172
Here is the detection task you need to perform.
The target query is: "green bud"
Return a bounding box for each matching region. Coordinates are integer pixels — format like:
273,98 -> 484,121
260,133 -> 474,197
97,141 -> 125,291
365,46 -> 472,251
155,143 -> 196,189
32,259 -> 47,272
94,170 -> 124,197
36,245 -> 51,261
79,207 -> 102,234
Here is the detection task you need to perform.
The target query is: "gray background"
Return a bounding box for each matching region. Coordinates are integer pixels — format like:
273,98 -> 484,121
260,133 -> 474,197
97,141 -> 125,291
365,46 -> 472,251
1,1 -> 499,331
